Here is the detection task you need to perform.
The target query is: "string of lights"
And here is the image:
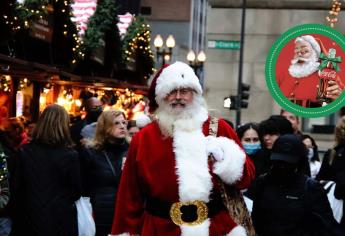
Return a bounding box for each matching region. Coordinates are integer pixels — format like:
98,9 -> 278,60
123,17 -> 155,80
326,0 -> 342,27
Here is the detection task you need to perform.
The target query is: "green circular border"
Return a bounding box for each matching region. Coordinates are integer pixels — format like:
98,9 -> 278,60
265,24 -> 345,118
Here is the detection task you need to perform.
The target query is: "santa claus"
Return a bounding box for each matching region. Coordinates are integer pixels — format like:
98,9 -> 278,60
277,35 -> 344,107
110,62 -> 255,236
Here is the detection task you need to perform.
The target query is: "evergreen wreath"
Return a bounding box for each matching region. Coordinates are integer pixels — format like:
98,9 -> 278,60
15,0 -> 49,27
78,0 -> 120,57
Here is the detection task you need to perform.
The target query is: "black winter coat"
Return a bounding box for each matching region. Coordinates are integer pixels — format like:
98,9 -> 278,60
79,141 -> 128,236
11,142 -> 82,236
252,174 -> 339,236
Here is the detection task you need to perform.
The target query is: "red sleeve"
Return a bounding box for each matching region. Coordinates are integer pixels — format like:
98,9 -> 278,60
216,119 -> 256,189
111,134 -> 144,235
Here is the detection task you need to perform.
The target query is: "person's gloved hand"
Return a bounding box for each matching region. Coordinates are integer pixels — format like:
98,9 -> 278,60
205,136 -> 224,161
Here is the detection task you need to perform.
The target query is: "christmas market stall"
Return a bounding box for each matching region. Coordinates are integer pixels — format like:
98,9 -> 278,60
0,0 -> 155,125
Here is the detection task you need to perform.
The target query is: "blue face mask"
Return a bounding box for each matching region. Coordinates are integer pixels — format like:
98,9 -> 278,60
243,143 -> 261,155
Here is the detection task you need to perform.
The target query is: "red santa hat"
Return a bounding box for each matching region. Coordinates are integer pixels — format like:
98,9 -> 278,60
148,61 -> 202,113
295,35 -> 327,57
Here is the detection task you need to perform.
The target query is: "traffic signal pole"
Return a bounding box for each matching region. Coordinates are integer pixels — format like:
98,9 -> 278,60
236,0 -> 246,127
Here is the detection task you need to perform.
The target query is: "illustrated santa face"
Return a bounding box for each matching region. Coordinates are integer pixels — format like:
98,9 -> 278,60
293,40 -> 313,63
288,38 -> 320,78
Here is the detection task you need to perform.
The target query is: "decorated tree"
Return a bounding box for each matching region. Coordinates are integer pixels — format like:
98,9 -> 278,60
72,0 -> 122,76
122,16 -> 154,82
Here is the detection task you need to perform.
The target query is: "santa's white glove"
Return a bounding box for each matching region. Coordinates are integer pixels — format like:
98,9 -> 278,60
205,136 -> 224,161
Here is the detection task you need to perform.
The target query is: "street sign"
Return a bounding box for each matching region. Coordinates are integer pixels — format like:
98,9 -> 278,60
208,40 -> 240,50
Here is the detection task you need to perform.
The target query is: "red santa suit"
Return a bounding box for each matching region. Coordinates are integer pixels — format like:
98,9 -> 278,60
278,71 -> 344,107
110,62 -> 255,236
277,71 -> 320,107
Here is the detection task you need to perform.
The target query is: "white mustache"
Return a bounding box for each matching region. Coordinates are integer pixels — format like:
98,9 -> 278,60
291,56 -> 316,64
171,100 -> 186,107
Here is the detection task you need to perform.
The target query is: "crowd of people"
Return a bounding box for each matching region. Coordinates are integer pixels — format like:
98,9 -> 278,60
0,61 -> 344,236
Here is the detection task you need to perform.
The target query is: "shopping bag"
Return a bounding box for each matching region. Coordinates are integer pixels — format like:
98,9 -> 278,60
324,181 -> 343,223
75,197 -> 96,236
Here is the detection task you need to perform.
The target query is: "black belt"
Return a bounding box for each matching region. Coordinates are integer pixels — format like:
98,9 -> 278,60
145,192 -> 224,223
289,99 -> 322,108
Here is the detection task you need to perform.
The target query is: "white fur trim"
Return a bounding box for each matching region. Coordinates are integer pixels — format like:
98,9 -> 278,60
135,114 -> 151,128
295,35 -> 321,57
155,61 -> 202,106
213,137 -> 246,185
172,111 -> 212,235
226,225 -> 247,236
173,125 -> 212,202
180,219 -> 210,236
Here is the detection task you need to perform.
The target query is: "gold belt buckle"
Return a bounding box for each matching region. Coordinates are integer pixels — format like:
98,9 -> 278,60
169,200 -> 208,226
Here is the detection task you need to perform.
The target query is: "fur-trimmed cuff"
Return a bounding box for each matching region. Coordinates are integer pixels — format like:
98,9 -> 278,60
212,137 -> 246,185
180,218 -> 210,236
226,225 -> 247,236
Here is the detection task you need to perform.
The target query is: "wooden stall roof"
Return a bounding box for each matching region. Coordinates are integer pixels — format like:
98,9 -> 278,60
0,53 -> 149,95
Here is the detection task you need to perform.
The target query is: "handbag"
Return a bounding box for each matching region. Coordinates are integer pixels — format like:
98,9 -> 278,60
323,181 -> 343,223
75,197 -> 96,236
208,117 -> 256,236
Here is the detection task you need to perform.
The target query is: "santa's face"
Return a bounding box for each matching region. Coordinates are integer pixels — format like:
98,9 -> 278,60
288,40 -> 320,78
293,41 -> 313,63
164,88 -> 194,111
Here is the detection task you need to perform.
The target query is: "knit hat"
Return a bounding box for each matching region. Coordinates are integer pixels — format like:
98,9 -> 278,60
148,61 -> 202,113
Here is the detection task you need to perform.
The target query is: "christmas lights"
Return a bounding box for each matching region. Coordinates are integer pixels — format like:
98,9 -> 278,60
122,16 -> 154,80
326,0 -> 342,28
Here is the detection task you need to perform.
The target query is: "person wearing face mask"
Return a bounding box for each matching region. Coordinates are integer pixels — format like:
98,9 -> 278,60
251,134 -> 341,236
70,97 -> 103,145
237,123 -> 263,177
302,134 -> 321,179
78,109 -> 129,236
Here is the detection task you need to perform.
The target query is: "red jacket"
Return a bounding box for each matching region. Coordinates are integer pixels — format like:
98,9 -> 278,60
111,117 -> 255,236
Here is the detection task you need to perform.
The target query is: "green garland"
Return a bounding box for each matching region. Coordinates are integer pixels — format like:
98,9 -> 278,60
122,16 -> 155,80
78,0 -> 120,57
0,144 -> 8,184
15,0 -> 49,28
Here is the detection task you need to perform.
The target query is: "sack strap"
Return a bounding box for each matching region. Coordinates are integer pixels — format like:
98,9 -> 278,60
103,151 -> 116,177
209,117 -> 219,137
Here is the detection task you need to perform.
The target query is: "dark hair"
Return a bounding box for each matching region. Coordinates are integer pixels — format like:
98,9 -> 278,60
236,122 -> 260,140
32,104 -> 73,147
259,115 -> 293,136
301,134 -> 320,162
127,120 -> 137,130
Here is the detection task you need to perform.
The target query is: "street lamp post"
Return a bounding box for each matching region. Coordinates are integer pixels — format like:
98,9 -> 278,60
186,49 -> 206,81
154,34 -> 175,67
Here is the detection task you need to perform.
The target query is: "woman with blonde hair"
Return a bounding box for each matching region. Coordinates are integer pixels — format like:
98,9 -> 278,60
11,104 -> 82,236
317,116 -> 345,231
79,109 -> 128,236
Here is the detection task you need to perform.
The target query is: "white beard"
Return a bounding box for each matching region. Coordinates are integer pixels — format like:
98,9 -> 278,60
288,55 -> 320,78
155,95 -> 209,137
